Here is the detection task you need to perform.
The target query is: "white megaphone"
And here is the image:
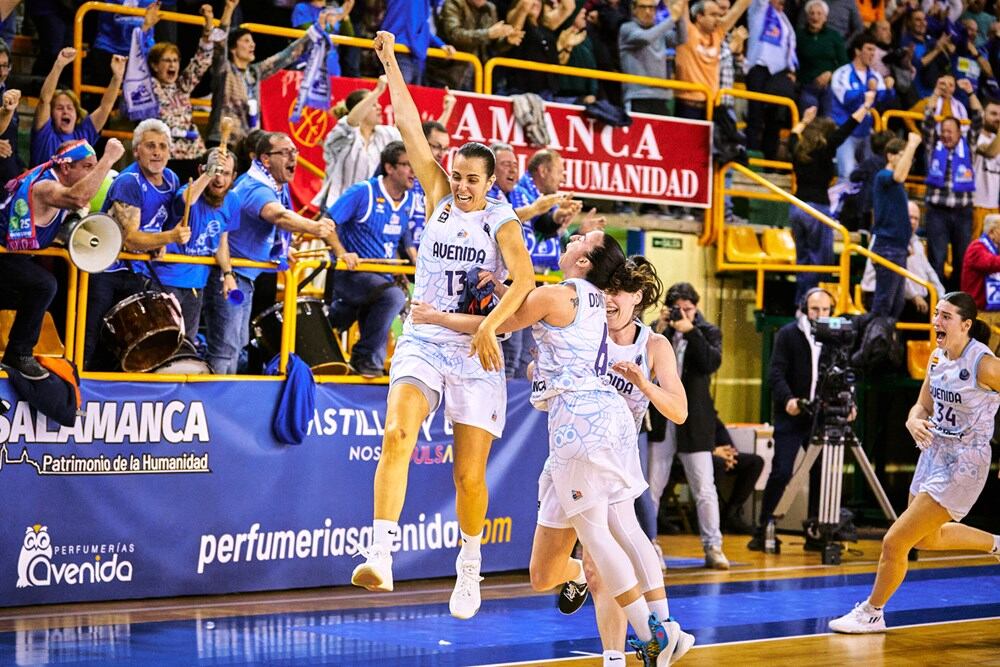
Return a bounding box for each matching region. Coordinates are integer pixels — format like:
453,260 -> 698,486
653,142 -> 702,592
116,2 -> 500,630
58,212 -> 124,273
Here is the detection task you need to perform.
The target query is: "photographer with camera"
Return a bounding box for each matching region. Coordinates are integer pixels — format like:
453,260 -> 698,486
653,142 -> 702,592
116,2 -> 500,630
650,282 -> 730,569
749,287 -> 836,551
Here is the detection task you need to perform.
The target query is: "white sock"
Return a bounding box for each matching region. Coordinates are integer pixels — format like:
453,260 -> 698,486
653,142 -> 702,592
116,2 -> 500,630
603,650 -> 626,665
864,598 -> 883,612
648,598 -> 670,622
990,534 -> 1000,554
570,557 -> 586,585
372,520 -> 399,549
459,530 -> 482,561
623,598 -> 653,642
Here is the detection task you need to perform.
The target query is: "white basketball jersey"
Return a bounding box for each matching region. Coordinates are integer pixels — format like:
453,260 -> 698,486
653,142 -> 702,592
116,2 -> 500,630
530,279 -> 615,410
927,339 -> 1000,445
607,320 -> 652,432
403,194 -> 518,345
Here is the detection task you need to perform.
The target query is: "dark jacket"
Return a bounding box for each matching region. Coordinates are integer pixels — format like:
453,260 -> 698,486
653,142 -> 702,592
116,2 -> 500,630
770,319 -> 815,433
651,312 -> 722,453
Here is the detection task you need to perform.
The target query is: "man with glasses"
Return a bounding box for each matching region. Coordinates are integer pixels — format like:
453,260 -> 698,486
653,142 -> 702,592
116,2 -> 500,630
0,41 -> 22,185
325,141 -> 417,378
619,0 -> 687,116
210,131 -> 334,374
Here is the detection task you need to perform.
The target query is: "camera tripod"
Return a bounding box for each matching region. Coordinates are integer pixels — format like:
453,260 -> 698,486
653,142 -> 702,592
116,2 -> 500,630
774,420 -> 898,565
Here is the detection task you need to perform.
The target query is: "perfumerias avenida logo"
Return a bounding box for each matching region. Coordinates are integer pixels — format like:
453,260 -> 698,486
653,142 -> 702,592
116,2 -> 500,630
16,525 -> 134,588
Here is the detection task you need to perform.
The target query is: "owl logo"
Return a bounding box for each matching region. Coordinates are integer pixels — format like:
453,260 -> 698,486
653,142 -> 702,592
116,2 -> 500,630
16,525 -> 52,588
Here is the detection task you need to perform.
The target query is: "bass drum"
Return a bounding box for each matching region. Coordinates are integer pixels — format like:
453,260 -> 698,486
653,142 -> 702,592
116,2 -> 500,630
252,297 -> 349,375
152,340 -> 213,375
102,291 -> 184,373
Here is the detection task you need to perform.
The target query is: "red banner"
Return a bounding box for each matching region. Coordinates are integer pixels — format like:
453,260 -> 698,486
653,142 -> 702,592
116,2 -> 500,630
261,72 -> 712,210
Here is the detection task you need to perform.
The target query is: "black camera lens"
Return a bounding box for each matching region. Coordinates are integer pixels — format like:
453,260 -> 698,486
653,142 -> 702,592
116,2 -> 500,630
669,306 -> 682,321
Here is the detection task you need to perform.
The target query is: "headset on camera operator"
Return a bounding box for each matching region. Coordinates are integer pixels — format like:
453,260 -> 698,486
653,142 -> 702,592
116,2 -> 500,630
0,136 -> 125,380
749,286 -> 857,550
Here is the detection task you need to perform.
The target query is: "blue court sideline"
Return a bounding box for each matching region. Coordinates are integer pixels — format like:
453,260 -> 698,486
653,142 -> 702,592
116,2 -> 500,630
2,565 -> 998,666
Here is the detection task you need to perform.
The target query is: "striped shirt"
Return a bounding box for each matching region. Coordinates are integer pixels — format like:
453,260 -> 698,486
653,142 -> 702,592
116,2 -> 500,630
312,118 -> 401,210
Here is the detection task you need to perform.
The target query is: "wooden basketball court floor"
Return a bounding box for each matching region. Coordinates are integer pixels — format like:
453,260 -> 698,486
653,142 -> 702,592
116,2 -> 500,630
1,534 -> 997,666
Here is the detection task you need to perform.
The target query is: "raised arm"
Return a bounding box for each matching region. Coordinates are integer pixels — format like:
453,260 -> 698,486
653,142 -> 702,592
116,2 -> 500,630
0,89 -> 19,136
0,0 -> 21,21
89,55 -> 127,133
35,48 -> 77,130
346,76 -> 387,127
437,87 -> 456,127
32,140 -> 125,215
373,31 -> 450,212
542,0 -> 576,30
893,132 -> 922,182
720,0 -> 752,34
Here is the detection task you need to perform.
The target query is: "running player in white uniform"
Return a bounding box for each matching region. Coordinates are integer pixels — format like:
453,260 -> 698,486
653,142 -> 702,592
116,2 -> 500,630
351,32 -> 535,621
413,232 -> 693,666
830,291 -> 1000,634
558,257 -> 693,665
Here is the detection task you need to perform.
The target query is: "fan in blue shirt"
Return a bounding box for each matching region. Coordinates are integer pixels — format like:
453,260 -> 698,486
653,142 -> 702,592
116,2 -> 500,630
30,48 -> 125,167
206,132 -> 334,375
156,150 -> 240,343
326,141 -> 416,376
83,119 -> 188,370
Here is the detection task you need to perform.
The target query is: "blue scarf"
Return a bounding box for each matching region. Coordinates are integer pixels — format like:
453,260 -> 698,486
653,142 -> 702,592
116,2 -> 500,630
291,22 -> 332,122
981,234 -> 1000,311
926,138 -> 975,193
246,158 -> 291,270
122,27 -> 159,121
758,5 -> 797,69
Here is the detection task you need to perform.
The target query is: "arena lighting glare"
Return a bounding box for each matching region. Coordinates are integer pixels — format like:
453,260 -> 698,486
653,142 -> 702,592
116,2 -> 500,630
775,316 -> 898,565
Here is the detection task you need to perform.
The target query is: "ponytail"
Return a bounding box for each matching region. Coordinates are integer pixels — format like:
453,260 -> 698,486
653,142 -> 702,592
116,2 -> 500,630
971,319 -> 992,345
584,234 -> 627,290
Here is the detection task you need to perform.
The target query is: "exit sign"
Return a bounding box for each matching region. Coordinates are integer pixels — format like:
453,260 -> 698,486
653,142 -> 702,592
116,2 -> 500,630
652,237 -> 682,250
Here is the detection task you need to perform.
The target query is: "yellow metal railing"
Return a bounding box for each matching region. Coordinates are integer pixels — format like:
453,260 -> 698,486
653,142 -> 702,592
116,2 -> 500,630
714,162 -> 936,340
5,243 -> 561,383
484,56 -> 712,114
716,162 -> 850,310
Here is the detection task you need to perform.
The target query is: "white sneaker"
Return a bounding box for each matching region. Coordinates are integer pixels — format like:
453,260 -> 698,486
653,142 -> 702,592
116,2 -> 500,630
449,555 -> 483,619
705,546 -> 730,570
350,543 -> 393,592
828,601 -> 886,634
668,622 -> 695,664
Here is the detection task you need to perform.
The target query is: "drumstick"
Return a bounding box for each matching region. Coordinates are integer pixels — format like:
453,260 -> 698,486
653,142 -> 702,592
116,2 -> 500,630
180,178 -> 194,228
219,116 -> 236,157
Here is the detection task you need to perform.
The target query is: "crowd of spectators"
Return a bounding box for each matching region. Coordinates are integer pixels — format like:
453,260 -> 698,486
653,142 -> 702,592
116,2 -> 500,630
13,0 -> 997,560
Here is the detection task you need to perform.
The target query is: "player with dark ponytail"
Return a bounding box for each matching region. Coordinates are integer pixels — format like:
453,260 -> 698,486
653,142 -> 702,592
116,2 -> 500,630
830,290 -> 1000,633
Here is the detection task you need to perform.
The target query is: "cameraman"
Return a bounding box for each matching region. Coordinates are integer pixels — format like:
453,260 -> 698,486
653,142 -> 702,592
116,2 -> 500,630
749,287 -> 834,551
650,282 -> 730,569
